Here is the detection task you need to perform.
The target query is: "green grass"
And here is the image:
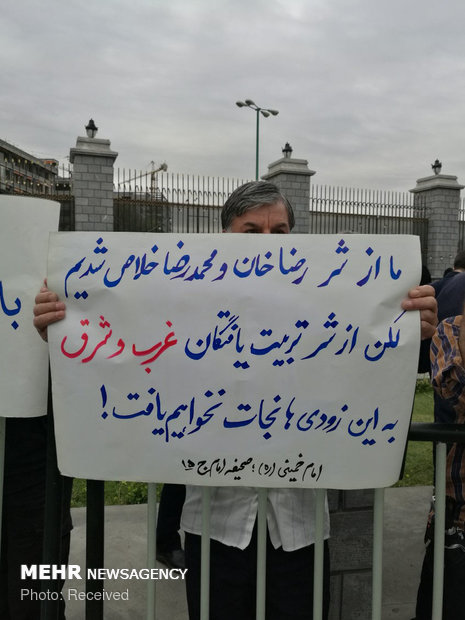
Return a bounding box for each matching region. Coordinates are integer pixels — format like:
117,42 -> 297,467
394,378 -> 434,488
70,380 -> 435,506
71,479 -> 150,508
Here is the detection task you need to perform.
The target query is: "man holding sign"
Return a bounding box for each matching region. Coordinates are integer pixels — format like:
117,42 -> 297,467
34,181 -> 437,620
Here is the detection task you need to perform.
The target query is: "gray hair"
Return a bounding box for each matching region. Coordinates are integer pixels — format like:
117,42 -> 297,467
221,181 -> 295,231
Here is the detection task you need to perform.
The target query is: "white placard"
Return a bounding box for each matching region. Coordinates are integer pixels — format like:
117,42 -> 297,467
0,196 -> 60,417
48,232 -> 421,488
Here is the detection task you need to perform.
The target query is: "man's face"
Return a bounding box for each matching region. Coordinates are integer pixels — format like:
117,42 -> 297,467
226,201 -> 290,234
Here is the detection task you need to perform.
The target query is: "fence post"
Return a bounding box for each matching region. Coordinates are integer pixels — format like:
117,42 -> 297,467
69,121 -> 118,232
262,143 -> 315,233
410,168 -> 463,279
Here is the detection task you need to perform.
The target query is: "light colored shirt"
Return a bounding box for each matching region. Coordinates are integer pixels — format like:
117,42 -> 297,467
181,485 -> 330,552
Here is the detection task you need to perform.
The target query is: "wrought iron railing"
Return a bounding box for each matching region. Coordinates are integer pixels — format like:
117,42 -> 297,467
114,169 -> 250,233
309,184 -> 429,261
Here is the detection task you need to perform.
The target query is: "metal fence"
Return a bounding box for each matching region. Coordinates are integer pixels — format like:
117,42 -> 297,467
114,169 -> 250,233
113,179 -> 431,261
113,172 -> 430,246
1,161 -> 432,246
309,185 -> 429,261
36,419 -> 459,619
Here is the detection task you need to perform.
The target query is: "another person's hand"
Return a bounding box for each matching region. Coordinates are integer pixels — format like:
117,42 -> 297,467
33,280 -> 66,342
401,284 -> 437,340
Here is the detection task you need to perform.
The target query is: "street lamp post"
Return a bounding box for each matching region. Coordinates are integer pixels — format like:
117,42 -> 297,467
236,99 -> 279,180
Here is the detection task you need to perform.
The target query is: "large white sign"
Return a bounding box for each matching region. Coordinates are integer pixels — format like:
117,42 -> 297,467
0,196 -> 60,417
48,232 -> 421,488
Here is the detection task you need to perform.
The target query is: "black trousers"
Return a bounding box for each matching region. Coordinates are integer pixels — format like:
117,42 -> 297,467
156,484 -> 186,552
0,418 -> 72,620
185,529 -> 330,620
415,542 -> 465,620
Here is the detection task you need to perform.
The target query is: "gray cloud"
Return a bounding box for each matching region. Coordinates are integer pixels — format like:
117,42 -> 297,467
2,0 -> 465,189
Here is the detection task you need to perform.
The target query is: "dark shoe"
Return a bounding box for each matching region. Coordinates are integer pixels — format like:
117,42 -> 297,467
156,548 -> 185,569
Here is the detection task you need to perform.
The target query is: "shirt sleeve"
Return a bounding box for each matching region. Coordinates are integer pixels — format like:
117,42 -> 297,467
430,316 -> 465,420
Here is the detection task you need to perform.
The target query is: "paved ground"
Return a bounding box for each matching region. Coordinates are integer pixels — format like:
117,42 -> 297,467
63,485 -> 433,619
382,486 -> 431,619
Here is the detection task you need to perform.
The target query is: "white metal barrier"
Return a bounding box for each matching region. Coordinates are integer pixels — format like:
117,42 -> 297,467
144,441 -> 449,619
0,426 -> 450,619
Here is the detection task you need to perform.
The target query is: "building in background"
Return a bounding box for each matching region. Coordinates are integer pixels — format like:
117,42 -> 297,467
0,138 -> 59,196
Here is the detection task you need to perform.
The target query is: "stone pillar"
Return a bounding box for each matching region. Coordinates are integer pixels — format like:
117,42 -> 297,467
69,121 -> 118,231
410,170 -> 463,280
262,143 -> 315,233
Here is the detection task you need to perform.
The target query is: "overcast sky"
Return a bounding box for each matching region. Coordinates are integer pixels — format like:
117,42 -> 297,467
3,0 -> 465,190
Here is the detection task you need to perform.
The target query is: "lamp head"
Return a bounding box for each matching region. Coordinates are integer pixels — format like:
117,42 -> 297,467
85,119 -> 98,139
431,159 -> 442,175
282,142 -> 293,158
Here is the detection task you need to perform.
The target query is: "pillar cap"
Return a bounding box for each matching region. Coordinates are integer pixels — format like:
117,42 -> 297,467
410,173 -> 464,193
263,155 -> 315,179
70,136 -> 118,163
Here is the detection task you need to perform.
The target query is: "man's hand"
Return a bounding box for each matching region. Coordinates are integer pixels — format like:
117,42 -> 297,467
401,284 -> 437,340
33,280 -> 66,342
